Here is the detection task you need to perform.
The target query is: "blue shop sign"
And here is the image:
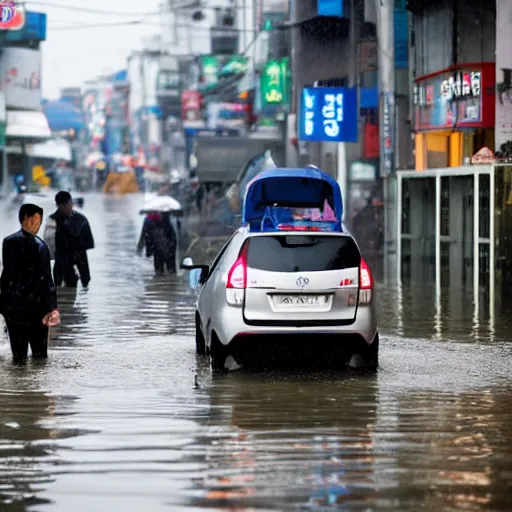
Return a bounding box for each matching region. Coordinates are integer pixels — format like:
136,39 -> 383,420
299,87 -> 357,143
318,0 -> 343,17
394,9 -> 408,69
4,11 -> 46,42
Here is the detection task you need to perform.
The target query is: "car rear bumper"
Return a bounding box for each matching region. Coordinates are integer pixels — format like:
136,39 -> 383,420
214,303 -> 378,346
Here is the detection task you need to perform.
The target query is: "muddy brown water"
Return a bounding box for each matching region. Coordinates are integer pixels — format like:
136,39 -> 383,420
0,194 -> 511,511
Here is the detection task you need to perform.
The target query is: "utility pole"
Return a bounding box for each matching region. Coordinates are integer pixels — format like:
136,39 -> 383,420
375,0 -> 397,279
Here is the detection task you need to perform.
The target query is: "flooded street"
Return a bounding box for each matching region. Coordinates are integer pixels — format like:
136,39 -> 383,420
1,193 -> 512,511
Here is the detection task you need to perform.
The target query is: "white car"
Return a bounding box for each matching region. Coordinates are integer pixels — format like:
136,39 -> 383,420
182,167 -> 379,371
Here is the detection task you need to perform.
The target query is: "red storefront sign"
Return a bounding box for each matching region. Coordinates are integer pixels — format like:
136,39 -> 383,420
363,122 -> 379,159
181,90 -> 202,120
413,63 -> 495,131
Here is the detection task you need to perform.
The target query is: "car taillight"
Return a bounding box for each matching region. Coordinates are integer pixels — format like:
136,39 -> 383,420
226,242 -> 248,306
360,258 -> 372,289
359,258 -> 373,304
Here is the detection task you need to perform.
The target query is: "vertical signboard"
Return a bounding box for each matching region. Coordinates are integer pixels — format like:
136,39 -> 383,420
299,87 -> 358,143
394,8 -> 408,69
0,91 -> 6,146
496,0 -> 512,151
260,58 -> 288,106
200,56 -> 219,88
381,92 -> 394,177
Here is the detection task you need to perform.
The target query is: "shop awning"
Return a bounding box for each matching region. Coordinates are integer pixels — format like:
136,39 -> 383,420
27,138 -> 72,161
42,100 -> 85,132
6,110 -> 52,141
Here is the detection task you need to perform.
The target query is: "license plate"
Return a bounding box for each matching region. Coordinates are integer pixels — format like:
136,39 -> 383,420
274,295 -> 326,307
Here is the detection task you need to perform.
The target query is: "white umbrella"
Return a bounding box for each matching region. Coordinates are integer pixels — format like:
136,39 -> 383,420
85,151 -> 105,166
140,195 -> 182,213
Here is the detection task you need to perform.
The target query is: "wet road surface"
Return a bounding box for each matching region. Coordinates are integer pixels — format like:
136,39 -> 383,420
1,194 -> 512,510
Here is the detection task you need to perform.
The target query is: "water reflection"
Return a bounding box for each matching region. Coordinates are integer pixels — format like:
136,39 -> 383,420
377,282 -> 506,343
137,275 -> 195,337
373,387 -> 512,511
0,388 -> 56,509
0,366 -> 82,510
51,288 -> 90,349
190,373 -> 379,509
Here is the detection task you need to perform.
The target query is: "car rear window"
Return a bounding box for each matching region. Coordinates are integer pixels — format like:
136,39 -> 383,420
247,235 -> 361,272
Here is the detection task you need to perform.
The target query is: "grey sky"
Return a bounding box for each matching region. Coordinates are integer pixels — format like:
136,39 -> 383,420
26,0 -> 161,99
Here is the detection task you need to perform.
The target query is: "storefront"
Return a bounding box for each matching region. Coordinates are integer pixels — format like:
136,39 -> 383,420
0,47 -> 51,189
413,63 -> 495,170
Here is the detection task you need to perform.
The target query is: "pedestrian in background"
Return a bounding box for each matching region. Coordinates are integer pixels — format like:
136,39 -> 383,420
137,211 -> 177,275
0,204 -> 60,363
45,191 -> 94,288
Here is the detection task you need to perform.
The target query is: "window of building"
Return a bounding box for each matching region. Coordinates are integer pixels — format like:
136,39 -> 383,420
158,72 -> 180,90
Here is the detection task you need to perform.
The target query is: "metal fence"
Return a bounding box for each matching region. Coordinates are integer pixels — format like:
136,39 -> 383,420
396,165 -> 495,294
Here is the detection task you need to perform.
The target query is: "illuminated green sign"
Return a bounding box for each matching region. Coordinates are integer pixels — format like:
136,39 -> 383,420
200,56 -> 219,87
260,58 -> 289,106
218,56 -> 248,78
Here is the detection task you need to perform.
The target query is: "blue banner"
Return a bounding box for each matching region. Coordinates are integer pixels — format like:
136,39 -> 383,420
299,87 -> 358,143
5,11 -> 46,42
360,87 -> 378,109
394,9 -> 409,69
318,0 -> 343,17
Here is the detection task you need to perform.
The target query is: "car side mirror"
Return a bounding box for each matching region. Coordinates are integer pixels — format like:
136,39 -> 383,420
181,257 -> 194,268
181,259 -> 210,286
188,266 -> 210,288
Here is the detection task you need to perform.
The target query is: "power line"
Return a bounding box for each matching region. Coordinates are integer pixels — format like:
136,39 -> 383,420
25,1 -> 250,16
50,20 -> 151,30
24,1 -> 162,16
51,21 -> 258,32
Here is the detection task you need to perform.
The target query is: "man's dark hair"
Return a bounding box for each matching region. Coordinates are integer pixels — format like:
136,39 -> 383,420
19,203 -> 43,223
55,190 -> 72,205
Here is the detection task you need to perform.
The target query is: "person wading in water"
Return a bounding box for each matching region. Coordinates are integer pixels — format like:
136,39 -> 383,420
137,211 -> 177,275
45,191 -> 95,288
0,204 -> 61,363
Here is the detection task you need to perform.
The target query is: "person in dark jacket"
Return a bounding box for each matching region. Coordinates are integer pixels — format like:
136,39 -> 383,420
137,212 -> 177,274
47,191 -> 95,288
0,204 -> 60,363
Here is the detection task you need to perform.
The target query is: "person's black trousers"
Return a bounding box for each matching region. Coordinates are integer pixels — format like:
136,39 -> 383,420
154,252 -> 176,274
5,321 -> 49,363
54,253 -> 91,287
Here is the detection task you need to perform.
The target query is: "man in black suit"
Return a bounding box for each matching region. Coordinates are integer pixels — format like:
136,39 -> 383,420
46,191 -> 94,288
0,203 -> 60,363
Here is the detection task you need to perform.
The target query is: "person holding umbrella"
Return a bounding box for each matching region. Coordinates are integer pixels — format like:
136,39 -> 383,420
137,208 -> 178,275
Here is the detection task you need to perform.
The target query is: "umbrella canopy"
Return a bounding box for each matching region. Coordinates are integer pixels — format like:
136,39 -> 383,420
140,195 -> 182,214
86,151 -> 105,166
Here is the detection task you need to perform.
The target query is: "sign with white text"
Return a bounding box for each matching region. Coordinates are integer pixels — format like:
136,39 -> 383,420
0,47 -> 41,110
299,87 -> 357,143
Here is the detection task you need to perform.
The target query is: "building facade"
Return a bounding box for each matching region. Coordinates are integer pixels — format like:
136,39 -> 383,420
0,10 -> 50,192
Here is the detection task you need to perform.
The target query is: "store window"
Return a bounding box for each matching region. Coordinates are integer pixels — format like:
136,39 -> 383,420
415,131 -> 463,170
425,132 -> 449,168
462,129 -> 495,164
158,71 -> 180,90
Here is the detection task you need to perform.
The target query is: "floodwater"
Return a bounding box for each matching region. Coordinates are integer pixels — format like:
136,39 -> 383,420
1,194 -> 512,511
